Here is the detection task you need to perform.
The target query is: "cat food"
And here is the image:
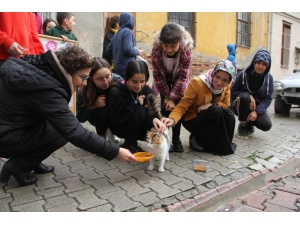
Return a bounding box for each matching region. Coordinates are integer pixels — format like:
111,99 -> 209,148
193,159 -> 209,172
133,152 -> 154,163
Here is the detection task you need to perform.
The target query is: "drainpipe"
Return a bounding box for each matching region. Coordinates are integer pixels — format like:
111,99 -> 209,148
268,12 -> 273,53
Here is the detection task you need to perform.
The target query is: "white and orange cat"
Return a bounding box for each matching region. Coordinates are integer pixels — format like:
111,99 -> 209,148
146,94 -> 170,172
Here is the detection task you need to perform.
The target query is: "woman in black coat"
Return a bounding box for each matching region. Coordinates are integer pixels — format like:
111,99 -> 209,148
0,46 -> 137,187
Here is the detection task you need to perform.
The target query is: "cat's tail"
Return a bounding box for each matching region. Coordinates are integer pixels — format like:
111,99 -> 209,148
147,94 -> 163,120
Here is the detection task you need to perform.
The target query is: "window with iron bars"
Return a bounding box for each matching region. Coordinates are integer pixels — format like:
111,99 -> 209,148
237,12 -> 251,48
168,12 -> 196,47
281,22 -> 291,67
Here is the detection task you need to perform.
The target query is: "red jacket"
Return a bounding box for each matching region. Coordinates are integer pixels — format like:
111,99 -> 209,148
0,12 -> 44,60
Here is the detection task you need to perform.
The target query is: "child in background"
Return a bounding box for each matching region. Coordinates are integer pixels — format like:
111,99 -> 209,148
46,12 -> 77,41
102,15 -> 119,71
151,22 -> 194,152
106,12 -> 143,78
43,18 -> 58,34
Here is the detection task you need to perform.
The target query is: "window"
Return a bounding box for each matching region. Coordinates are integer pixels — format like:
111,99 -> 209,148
237,12 -> 251,47
168,12 -> 196,47
281,23 -> 291,67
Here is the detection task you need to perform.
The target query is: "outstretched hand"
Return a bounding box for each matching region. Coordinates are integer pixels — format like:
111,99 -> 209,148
153,118 -> 166,133
117,148 -> 138,162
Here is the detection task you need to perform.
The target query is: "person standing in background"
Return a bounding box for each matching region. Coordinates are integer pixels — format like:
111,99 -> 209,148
43,18 -> 58,34
102,15 -> 119,71
33,12 -> 43,34
106,12 -> 143,78
0,12 -> 44,68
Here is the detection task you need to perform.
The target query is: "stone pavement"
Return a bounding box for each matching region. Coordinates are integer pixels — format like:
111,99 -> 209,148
1,74 -> 300,212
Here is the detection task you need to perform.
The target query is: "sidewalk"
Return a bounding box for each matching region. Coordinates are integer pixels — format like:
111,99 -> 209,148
1,73 -> 300,212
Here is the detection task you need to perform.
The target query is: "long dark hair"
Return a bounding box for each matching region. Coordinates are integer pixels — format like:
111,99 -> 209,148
80,57 -> 111,108
42,18 -> 58,33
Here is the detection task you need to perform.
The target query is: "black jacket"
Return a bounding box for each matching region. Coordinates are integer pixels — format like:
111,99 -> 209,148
0,50 -> 119,160
108,80 -> 154,130
102,31 -> 115,65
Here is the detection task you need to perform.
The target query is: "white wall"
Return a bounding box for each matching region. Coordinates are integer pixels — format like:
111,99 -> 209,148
269,12 -> 300,80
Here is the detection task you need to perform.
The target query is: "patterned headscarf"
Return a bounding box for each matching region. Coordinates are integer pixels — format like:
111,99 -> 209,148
200,60 -> 236,94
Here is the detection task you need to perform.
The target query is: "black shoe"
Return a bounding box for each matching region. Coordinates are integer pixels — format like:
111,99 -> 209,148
247,124 -> 255,134
0,159 -> 38,187
238,121 -> 248,139
189,134 -> 204,152
33,163 -> 54,174
124,144 -> 144,154
169,140 -> 183,152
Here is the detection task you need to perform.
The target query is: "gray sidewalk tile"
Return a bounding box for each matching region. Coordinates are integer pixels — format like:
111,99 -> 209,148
58,176 -> 92,193
144,180 -> 181,199
44,195 -> 76,210
7,186 -> 43,207
114,178 -> 151,197
85,177 -> 121,195
11,200 -> 45,212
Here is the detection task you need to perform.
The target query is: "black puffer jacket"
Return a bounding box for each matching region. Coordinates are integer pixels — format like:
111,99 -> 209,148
0,50 -> 119,160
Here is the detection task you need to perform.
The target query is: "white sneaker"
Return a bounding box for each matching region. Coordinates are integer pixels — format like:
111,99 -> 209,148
106,129 -> 120,143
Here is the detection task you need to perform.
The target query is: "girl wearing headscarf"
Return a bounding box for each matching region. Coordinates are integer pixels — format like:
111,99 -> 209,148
162,60 -> 237,155
231,49 -> 273,139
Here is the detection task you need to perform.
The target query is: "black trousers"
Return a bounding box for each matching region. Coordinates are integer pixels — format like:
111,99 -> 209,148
160,81 -> 182,143
110,105 -> 148,146
88,106 -> 110,135
182,105 -> 236,155
0,121 -> 67,173
232,92 -> 272,131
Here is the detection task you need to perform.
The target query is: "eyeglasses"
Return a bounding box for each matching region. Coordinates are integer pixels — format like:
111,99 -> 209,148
76,72 -> 90,83
213,74 -> 230,84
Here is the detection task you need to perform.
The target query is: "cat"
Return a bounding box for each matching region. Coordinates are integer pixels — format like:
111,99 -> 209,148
146,94 -> 170,172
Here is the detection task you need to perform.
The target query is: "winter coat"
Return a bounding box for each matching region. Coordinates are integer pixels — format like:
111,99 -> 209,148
151,25 -> 194,101
106,12 -> 139,77
102,30 -> 115,65
108,81 -> 154,130
46,25 -> 77,41
230,49 -> 274,116
0,12 -> 44,60
0,51 -> 119,160
169,76 -> 231,124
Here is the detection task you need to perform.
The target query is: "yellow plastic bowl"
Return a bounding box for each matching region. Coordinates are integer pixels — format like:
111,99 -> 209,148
133,152 -> 154,163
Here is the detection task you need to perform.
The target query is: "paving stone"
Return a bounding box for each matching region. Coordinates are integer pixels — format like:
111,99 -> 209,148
248,163 -> 264,171
7,186 -> 43,207
114,162 -> 141,173
131,191 -> 160,206
101,190 -> 141,212
242,193 -> 272,210
68,188 -> 108,210
103,168 -> 131,183
207,155 -> 232,166
66,160 -> 91,171
181,198 -> 198,211
75,168 -> 105,181
47,202 -> 79,212
267,189 -> 300,210
36,186 -> 66,198
0,199 -> 10,212
34,174 -> 62,191
0,189 -> 10,199
114,178 -> 150,197
11,200 -> 45,212
44,194 -> 76,209
202,170 -> 220,179
166,163 -> 190,175
171,180 -> 194,191
223,155 -> 250,166
69,148 -> 93,157
144,180 -> 180,199
263,202 -> 296,212
152,170 -> 185,185
256,158 -> 277,170
214,175 -> 231,186
126,170 -> 159,184
86,204 -> 113,212
52,165 -> 78,180
166,202 -> 185,212
58,176 -> 92,193
179,170 -> 211,186
209,162 -> 236,176
85,177 -> 121,195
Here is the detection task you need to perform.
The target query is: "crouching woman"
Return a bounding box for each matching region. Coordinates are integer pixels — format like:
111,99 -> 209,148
162,60 -> 237,155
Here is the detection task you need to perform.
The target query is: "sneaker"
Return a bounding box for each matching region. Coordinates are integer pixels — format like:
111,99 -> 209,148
189,134 -> 204,152
247,124 -> 255,135
238,122 -> 249,139
106,129 -> 120,143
